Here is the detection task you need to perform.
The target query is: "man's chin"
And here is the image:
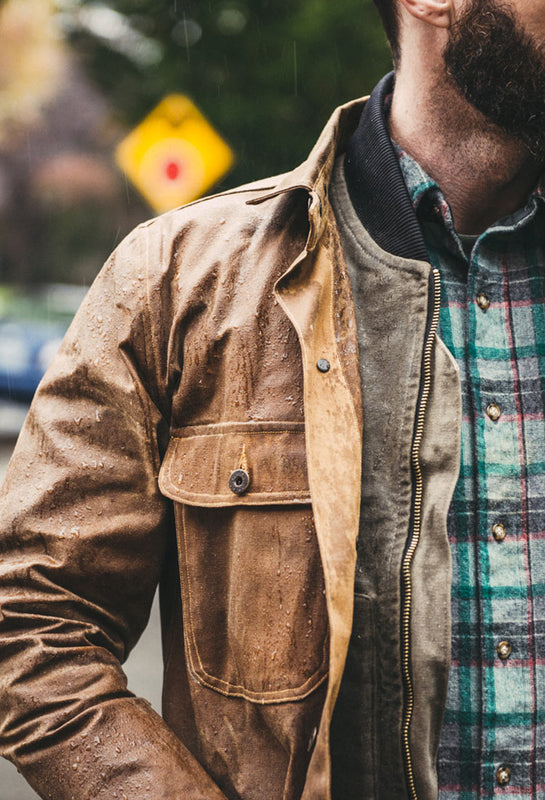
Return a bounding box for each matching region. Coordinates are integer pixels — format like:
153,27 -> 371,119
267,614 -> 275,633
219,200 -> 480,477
443,0 -> 545,164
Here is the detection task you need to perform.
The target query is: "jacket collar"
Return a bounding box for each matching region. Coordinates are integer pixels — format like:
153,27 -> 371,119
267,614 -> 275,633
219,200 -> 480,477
249,72 -> 429,261
344,73 -> 429,262
247,96 -> 365,249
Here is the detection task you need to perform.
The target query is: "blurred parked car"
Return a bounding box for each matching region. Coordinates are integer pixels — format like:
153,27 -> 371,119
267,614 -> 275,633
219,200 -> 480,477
0,284 -> 87,402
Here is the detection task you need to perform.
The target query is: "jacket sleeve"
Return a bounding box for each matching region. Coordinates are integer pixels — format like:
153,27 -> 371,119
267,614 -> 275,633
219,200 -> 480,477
0,224 -> 227,800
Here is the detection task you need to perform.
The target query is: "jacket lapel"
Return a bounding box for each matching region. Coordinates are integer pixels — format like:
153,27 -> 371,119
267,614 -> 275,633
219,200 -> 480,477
275,211 -> 363,799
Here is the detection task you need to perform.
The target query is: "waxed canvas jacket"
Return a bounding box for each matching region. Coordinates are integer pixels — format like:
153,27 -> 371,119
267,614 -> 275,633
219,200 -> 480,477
0,93 -> 461,800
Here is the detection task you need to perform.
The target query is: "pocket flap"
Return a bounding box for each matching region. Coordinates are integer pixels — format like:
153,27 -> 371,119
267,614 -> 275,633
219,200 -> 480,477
159,421 -> 311,506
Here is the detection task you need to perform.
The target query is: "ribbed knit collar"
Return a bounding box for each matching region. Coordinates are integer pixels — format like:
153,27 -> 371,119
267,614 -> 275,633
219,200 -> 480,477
344,72 -> 429,262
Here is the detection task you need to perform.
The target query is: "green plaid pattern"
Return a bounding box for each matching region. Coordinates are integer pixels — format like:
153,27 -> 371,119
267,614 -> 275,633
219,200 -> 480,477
396,143 -> 545,797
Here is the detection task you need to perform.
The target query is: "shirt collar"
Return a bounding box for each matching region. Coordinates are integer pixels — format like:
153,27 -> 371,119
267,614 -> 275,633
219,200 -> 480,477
392,140 -> 458,236
393,138 -> 545,245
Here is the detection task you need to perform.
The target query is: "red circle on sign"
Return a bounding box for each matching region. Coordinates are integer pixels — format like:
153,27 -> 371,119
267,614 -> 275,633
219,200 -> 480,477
165,160 -> 182,181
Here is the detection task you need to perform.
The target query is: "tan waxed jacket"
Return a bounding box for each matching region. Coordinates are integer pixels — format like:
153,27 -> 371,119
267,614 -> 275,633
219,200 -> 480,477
0,97 -> 461,800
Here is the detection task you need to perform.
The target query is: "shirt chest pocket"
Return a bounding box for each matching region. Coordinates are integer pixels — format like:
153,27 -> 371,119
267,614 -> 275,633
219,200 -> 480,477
158,421 -> 329,704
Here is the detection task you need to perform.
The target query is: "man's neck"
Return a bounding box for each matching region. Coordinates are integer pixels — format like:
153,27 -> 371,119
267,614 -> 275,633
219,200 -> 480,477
388,67 -> 543,235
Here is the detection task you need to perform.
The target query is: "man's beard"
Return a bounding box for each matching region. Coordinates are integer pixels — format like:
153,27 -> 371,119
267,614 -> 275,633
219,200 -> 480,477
443,0 -> 545,159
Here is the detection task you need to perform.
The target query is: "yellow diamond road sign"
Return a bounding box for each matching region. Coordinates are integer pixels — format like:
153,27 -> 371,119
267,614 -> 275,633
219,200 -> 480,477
116,94 -> 234,213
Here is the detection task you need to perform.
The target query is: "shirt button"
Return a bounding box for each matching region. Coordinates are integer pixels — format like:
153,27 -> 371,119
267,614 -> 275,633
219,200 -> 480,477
476,293 -> 490,311
486,403 -> 501,421
492,522 -> 507,542
496,765 -> 511,786
497,640 -> 512,660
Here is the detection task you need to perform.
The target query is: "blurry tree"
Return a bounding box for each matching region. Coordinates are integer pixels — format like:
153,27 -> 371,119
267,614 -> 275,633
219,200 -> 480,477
0,0 -> 392,286
0,30 -> 142,286
0,0 -> 65,140
59,0 -> 393,187
0,0 -> 144,285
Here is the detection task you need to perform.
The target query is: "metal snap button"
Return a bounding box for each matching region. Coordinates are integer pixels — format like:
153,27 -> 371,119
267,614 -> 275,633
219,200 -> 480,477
496,765 -> 511,786
229,469 -> 250,495
317,358 -> 330,373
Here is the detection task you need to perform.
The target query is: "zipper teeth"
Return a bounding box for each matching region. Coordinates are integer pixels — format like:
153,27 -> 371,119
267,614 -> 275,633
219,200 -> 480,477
401,269 -> 441,800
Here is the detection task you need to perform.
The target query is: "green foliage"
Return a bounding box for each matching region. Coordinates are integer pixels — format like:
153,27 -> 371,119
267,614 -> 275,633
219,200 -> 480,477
72,0 -> 392,186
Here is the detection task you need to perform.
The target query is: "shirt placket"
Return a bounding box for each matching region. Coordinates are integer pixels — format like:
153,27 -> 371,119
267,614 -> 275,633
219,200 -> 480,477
395,142 -> 545,797
467,236 -> 533,794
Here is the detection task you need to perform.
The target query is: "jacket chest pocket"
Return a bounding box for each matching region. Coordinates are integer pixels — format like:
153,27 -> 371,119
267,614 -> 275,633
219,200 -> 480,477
159,421 -> 329,704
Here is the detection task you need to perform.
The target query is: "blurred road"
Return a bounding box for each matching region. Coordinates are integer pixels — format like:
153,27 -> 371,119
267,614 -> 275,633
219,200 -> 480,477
0,412 -> 164,799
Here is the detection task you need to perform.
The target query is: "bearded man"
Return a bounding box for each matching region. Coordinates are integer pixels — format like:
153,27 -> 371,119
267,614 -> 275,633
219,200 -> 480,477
0,0 -> 543,798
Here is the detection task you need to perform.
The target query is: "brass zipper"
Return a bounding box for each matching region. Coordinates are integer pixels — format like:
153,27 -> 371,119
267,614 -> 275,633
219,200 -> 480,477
401,268 -> 441,799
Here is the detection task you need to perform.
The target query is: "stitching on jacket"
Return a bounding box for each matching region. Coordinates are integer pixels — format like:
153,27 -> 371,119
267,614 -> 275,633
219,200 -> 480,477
170,422 -> 305,437
170,429 -> 304,440
163,443 -> 310,504
162,428 -> 310,503
117,339 -> 162,480
142,228 -> 168,432
179,505 -> 329,704
136,183 -> 279,229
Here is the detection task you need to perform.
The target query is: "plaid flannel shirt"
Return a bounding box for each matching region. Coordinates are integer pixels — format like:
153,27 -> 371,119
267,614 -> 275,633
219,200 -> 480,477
395,143 -> 545,797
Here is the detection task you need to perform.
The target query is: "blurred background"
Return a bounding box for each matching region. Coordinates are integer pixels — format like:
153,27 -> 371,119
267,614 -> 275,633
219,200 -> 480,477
0,0 -> 391,795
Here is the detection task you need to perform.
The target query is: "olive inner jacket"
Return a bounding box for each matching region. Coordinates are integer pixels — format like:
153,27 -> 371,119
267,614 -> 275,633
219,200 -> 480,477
0,97 -> 461,800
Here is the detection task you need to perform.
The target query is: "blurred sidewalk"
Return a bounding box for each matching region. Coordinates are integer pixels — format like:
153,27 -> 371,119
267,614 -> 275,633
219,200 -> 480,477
0,407 -> 164,799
